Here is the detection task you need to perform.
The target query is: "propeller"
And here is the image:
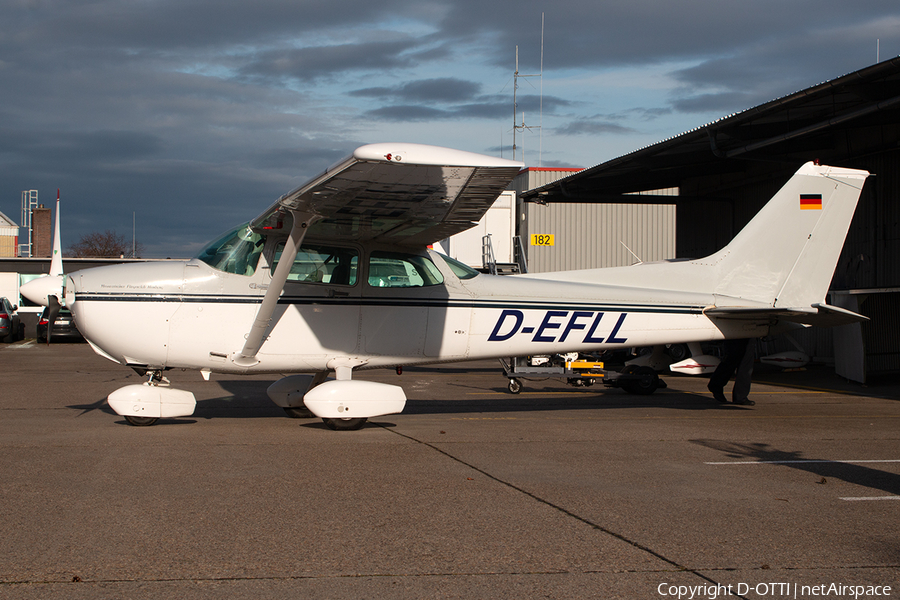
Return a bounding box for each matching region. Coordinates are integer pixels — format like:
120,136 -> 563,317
45,295 -> 61,345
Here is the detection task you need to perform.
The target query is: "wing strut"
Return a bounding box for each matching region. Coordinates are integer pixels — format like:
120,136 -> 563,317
233,211 -> 320,367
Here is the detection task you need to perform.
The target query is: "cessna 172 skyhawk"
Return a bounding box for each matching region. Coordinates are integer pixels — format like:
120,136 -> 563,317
64,143 -> 869,429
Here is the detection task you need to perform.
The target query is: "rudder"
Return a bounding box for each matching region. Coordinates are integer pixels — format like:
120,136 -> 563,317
710,162 -> 868,308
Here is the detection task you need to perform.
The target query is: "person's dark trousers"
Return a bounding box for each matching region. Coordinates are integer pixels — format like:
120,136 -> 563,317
708,338 -> 754,402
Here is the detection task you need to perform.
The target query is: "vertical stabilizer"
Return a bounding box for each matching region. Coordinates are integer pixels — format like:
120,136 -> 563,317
19,190 -> 65,306
50,190 -> 63,277
710,162 -> 868,308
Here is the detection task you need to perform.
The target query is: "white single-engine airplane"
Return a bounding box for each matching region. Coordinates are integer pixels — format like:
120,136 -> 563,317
65,143 -> 869,429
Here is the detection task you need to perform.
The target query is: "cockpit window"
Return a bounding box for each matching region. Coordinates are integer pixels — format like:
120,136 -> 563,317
436,253 -> 480,280
368,252 -> 444,288
272,243 -> 359,286
196,223 -> 264,276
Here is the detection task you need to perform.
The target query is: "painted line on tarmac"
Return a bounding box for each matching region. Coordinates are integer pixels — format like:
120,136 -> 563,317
839,496 -> 900,501
1,340 -> 36,349
706,459 -> 900,465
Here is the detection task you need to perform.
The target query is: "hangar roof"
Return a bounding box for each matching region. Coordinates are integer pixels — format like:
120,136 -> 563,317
522,57 -> 900,202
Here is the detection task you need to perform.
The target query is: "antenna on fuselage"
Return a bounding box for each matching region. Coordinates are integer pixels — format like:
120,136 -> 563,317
620,241 -> 643,265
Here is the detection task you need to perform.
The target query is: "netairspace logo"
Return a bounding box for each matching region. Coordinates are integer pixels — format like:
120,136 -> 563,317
657,582 -> 893,599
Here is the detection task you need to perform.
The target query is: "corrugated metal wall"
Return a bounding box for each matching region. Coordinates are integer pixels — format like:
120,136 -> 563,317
522,202 -> 676,272
514,168 -> 677,273
837,150 -> 900,290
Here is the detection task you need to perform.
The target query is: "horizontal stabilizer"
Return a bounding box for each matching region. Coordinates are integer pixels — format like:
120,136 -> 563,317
704,303 -> 867,327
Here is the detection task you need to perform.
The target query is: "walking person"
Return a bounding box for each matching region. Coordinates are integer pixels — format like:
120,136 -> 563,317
708,338 -> 756,405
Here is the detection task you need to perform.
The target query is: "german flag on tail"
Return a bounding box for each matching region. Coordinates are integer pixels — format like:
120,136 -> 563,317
800,193 -> 822,210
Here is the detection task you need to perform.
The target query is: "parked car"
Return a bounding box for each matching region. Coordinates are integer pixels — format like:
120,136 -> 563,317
1,297 -> 22,343
37,306 -> 84,343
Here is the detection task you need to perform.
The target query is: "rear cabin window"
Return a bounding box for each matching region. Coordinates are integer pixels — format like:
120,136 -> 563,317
437,253 -> 481,280
272,243 -> 359,286
367,252 -> 444,288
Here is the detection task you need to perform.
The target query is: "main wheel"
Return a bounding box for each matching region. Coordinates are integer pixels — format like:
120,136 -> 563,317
630,366 -> 659,395
618,365 -> 639,393
507,378 -> 523,394
124,415 -> 158,426
667,343 -> 689,362
283,406 -> 315,418
323,417 -> 367,431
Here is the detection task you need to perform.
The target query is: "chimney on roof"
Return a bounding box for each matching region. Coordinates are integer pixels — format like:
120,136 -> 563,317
31,205 -> 53,258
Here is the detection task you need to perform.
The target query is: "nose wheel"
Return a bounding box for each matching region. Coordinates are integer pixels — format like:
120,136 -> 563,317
124,415 -> 159,427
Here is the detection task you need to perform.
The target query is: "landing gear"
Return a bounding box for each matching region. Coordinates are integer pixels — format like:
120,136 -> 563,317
323,417 -> 367,431
507,378 -> 522,394
620,365 -> 659,395
283,406 -> 315,418
106,370 -> 196,426
124,415 -> 158,427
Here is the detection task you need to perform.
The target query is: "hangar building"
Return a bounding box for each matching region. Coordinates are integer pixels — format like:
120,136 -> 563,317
518,57 -> 900,383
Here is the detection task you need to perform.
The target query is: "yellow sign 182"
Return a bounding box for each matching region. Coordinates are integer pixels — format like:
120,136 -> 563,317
530,234 -> 555,246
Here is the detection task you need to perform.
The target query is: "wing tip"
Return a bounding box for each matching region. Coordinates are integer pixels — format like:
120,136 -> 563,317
353,143 -> 523,169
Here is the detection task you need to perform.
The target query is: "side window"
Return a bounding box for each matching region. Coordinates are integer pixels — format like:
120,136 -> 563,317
272,243 -> 359,286
367,252 -> 444,288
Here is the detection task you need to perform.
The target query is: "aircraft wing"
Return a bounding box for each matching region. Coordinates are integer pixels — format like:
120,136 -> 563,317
705,303 -> 867,327
252,143 -> 523,246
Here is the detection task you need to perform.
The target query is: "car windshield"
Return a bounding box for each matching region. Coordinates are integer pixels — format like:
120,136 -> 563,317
195,223 -> 265,276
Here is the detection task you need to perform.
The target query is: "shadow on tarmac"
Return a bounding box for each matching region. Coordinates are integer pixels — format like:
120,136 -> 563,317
66,375 -> 748,423
690,439 -> 900,497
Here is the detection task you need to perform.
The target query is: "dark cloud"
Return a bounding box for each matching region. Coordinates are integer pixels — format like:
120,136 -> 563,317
556,118 -> 637,136
238,39 -> 423,83
362,92 -> 572,122
350,78 -> 483,103
1,129 -> 164,165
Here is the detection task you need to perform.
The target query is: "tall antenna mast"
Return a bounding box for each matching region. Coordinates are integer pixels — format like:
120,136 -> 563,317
512,17 -> 544,164
540,12 -> 544,167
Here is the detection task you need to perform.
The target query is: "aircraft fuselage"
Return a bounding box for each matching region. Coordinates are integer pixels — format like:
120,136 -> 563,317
66,239 -> 762,375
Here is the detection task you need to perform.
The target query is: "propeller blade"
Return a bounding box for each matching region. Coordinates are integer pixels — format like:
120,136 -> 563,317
46,295 -> 61,345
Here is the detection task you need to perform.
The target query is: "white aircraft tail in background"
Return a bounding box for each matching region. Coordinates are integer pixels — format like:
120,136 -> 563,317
20,190 -> 65,307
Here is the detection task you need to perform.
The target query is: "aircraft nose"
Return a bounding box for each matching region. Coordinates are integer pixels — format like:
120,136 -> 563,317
64,262 -> 186,368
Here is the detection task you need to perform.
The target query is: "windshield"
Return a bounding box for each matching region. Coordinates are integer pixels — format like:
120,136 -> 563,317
196,223 -> 265,276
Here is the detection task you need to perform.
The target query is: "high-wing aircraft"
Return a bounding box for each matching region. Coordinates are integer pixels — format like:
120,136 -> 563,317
64,143 -> 869,429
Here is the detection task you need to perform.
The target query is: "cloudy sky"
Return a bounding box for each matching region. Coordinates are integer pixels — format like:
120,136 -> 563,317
2,0 -> 898,257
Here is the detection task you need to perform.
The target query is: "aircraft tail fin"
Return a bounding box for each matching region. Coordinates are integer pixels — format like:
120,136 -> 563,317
50,191 -> 63,277
709,162 -> 868,309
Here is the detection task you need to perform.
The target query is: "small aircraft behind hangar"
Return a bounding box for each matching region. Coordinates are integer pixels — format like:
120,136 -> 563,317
65,143 -> 870,429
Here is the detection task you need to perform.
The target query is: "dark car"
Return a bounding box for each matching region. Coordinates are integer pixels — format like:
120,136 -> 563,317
1,297 -> 22,343
37,306 -> 84,343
